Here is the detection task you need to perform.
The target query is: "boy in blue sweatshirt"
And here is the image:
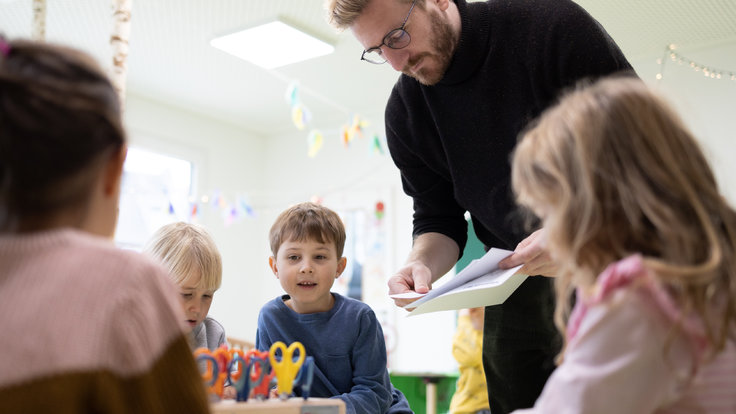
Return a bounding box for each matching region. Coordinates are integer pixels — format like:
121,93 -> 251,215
256,202 -> 412,414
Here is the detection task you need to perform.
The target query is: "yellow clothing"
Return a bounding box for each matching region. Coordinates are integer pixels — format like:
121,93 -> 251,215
449,314 -> 490,414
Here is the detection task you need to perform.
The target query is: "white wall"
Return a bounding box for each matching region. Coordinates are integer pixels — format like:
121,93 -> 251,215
630,42 -> 736,204
121,40 -> 736,376
123,93 -> 274,343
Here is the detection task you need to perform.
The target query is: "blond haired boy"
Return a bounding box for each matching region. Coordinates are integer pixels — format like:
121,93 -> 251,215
145,222 -> 226,351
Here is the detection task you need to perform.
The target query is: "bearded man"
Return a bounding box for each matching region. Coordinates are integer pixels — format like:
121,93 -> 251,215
326,0 -> 634,412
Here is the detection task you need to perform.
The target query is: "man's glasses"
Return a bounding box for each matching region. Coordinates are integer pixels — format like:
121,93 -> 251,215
361,0 -> 416,64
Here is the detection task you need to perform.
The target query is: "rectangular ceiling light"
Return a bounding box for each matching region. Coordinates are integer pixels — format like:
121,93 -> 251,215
211,21 -> 335,69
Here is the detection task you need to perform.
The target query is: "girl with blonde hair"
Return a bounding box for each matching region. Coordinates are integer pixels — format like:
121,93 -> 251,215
511,77 -> 736,413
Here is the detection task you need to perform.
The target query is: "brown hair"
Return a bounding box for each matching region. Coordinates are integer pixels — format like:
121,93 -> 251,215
512,76 -> 736,357
0,38 -> 125,231
325,0 -> 419,30
269,202 -> 346,258
144,222 -> 223,291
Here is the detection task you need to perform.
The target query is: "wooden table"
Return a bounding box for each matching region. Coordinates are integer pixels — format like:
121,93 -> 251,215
212,397 -> 345,414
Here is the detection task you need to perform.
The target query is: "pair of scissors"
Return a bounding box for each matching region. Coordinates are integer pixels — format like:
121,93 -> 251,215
194,347 -> 222,400
269,341 -> 305,400
194,346 -> 230,400
293,356 -> 315,400
228,349 -> 271,402
227,349 -> 248,401
248,349 -> 275,400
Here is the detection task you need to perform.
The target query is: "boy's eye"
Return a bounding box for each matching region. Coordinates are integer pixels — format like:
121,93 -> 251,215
287,255 -> 299,261
315,255 -> 327,260
203,294 -> 213,301
181,293 -> 193,299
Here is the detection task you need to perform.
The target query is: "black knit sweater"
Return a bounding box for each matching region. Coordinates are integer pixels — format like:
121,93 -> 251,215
385,0 -> 633,254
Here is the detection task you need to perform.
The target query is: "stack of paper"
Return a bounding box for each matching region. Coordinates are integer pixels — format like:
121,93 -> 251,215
390,248 -> 527,316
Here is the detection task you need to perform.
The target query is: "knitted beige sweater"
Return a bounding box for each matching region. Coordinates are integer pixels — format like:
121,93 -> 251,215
0,228 -> 210,413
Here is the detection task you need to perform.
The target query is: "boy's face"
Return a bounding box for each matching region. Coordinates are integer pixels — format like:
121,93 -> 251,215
178,271 -> 215,332
269,237 -> 347,314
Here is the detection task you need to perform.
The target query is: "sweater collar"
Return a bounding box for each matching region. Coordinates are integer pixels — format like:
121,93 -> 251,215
192,319 -> 207,343
438,0 -> 491,86
279,292 -> 344,322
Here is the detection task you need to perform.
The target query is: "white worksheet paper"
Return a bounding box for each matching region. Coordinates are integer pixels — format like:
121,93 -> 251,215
395,248 -> 527,316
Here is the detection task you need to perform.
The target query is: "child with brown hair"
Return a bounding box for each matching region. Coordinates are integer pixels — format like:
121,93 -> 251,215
0,36 -> 209,412
257,201 -> 412,414
511,77 -> 736,412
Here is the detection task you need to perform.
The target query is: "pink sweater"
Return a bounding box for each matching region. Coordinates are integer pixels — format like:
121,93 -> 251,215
0,229 -> 210,413
515,255 -> 736,413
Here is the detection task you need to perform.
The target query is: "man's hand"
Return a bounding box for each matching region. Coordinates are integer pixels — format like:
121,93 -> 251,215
498,228 -> 557,276
388,232 -> 459,309
388,260 -> 433,309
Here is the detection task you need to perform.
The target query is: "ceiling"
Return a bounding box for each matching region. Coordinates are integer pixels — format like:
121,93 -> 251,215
1,0 -> 735,138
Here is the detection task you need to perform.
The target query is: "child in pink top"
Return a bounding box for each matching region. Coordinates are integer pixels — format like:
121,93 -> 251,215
510,77 -> 736,413
0,37 -> 209,412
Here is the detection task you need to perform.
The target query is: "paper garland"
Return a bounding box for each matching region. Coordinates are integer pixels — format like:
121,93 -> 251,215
375,201 -> 385,220
371,133 -> 384,154
307,130 -> 324,158
341,114 -> 369,147
283,83 -> 385,158
167,192 -> 257,227
291,104 -> 311,130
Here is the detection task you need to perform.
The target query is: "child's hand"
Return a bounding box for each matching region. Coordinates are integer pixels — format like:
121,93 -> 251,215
222,385 -> 236,399
468,307 -> 485,331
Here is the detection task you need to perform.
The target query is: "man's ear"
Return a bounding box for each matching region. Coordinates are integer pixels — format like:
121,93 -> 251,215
268,256 -> 279,277
336,257 -> 347,278
436,0 -> 451,12
103,145 -> 127,197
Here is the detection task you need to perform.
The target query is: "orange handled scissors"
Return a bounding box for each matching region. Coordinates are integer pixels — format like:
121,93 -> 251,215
249,349 -> 274,400
269,341 -> 305,400
194,348 -> 220,400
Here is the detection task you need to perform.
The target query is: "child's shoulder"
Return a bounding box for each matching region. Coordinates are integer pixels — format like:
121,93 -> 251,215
333,293 -> 378,319
22,229 -> 171,290
572,255 -> 707,352
203,316 -> 225,331
590,255 -> 681,324
259,295 -> 289,313
61,231 -> 185,322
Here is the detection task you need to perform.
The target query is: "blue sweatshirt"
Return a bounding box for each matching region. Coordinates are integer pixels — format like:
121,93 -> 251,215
256,293 -> 410,414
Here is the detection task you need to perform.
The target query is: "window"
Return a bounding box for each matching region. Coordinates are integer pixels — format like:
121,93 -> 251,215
333,209 -> 366,300
115,147 -> 194,250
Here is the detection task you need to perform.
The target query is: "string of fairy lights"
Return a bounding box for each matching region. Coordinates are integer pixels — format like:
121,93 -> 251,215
656,44 -> 736,82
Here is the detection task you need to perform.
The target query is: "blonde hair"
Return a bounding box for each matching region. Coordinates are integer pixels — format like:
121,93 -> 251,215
325,0 -> 419,30
269,202 -> 346,258
512,76 -> 736,357
144,222 -> 223,291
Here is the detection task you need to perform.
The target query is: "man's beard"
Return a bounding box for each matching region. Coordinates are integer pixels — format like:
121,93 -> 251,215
403,7 -> 458,85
